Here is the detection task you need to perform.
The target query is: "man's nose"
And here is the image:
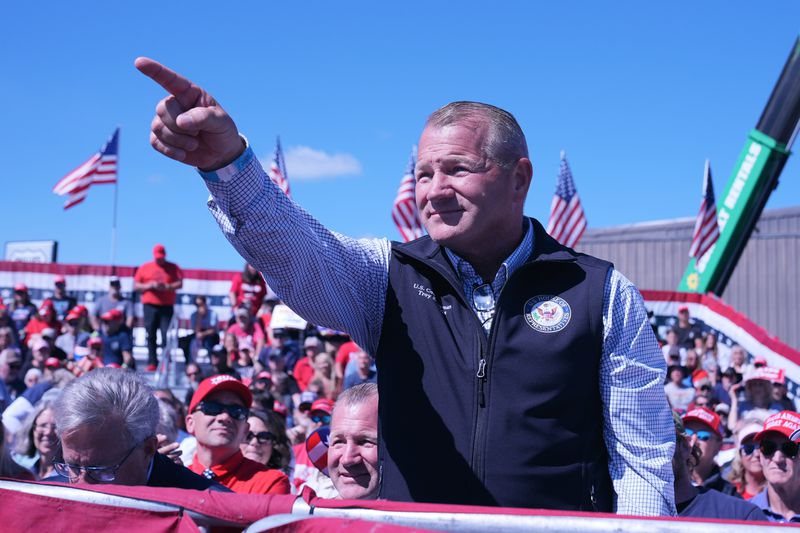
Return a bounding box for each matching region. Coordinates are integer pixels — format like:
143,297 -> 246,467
340,442 -> 362,466
426,171 -> 454,201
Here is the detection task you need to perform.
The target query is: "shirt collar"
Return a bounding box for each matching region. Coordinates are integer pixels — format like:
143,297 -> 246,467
444,218 -> 534,286
193,449 -> 247,478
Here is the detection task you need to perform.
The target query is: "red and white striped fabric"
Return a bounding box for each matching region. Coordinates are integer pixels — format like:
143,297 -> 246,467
392,146 -> 424,242
267,136 -> 291,197
546,151 -> 587,248
52,128 -> 119,209
688,159 -> 720,260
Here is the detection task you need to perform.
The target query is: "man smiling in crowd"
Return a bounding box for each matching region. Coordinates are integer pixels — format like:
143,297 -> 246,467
186,374 -> 290,495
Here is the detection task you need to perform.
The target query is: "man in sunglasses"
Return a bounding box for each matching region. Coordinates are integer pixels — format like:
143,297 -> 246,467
750,410 -> 800,522
49,368 -> 227,491
186,374 -> 290,494
138,58 -> 675,514
672,412 -> 766,520
681,407 -> 736,496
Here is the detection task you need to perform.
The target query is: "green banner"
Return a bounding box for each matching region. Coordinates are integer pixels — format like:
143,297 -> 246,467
678,129 -> 789,293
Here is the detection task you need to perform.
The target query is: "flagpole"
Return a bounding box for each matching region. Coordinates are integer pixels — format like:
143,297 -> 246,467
110,127 -> 120,269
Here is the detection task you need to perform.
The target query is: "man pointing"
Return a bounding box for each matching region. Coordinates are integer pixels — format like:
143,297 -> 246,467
136,57 -> 675,515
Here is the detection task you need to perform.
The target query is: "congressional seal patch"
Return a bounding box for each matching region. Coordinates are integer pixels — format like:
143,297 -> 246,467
524,295 -> 572,333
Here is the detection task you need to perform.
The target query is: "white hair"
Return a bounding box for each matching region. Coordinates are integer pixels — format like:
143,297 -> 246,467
425,101 -> 529,169
54,368 -> 159,446
333,382 -> 378,417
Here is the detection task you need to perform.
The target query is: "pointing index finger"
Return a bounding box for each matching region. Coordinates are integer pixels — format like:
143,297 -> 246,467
135,57 -> 200,109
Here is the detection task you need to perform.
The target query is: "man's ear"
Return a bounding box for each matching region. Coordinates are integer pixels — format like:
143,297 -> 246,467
143,435 -> 159,458
185,413 -> 196,435
511,158 -> 533,202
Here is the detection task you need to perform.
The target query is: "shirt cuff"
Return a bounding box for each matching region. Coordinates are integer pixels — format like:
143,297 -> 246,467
196,136 -> 253,183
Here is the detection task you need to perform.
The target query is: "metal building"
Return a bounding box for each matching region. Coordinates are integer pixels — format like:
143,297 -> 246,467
578,205 -> 800,350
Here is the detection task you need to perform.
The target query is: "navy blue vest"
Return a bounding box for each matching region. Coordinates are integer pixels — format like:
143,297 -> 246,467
375,218 -> 614,510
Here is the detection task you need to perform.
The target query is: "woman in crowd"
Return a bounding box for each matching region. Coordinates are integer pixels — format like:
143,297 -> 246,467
240,409 -> 292,476
701,332 -> 719,383
8,403 -> 54,480
727,413 -> 769,500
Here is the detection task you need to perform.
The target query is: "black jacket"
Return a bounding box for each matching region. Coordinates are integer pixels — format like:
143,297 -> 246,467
376,218 -> 613,510
46,452 -> 230,492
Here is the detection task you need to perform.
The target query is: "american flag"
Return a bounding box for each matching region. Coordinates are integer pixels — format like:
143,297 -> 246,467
392,146 -> 424,242
689,159 -> 720,260
267,136 -> 290,197
52,128 -> 119,210
546,151 -> 587,248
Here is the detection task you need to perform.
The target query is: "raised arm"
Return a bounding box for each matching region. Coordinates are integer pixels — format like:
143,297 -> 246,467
136,58 -> 391,354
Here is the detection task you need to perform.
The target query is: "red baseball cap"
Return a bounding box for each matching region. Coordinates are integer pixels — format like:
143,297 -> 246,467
14,283 -> 28,292
746,366 -> 785,385
66,309 -> 82,321
755,411 -> 800,442
74,305 -> 88,316
153,244 -> 167,259
189,374 -> 253,413
54,275 -> 66,285
678,305 -> 689,313
44,357 -> 62,369
310,398 -> 335,415
255,370 -> 272,381
39,301 -> 54,314
88,337 -> 103,347
101,308 -> 124,322
682,407 -> 722,436
273,401 -> 288,418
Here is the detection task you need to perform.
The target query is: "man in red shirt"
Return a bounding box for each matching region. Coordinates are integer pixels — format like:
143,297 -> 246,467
229,263 -> 267,318
186,374 -> 290,494
134,244 -> 183,371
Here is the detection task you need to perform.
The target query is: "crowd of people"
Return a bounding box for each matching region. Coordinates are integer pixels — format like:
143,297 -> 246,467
0,261 -> 381,504
0,267 -> 797,522
658,306 -> 799,522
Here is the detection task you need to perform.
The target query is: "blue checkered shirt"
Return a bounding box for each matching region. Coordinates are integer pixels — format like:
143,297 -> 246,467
200,142 -> 676,516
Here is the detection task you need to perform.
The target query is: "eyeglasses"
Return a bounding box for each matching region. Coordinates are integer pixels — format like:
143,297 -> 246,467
740,442 -> 758,456
472,283 -> 495,313
193,401 -> 249,421
758,440 -> 800,460
684,428 -> 715,442
310,414 -> 332,425
246,431 -> 276,444
53,440 -> 143,483
185,371 -> 201,378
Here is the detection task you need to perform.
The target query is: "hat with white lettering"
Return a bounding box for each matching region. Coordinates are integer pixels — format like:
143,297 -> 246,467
754,411 -> 800,443
189,374 -> 252,413
682,407 -> 722,436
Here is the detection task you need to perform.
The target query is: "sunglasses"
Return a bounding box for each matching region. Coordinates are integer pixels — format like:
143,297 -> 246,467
472,283 -> 494,313
194,401 -> 249,421
684,428 -> 715,442
740,442 -> 757,456
759,440 -> 800,460
246,431 -> 276,444
310,414 -> 332,424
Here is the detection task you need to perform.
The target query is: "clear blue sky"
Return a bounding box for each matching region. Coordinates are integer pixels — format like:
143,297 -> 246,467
2,2 -> 798,270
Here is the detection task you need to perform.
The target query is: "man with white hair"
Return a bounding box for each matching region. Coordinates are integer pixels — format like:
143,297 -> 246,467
48,368 -> 225,490
328,382 -> 379,500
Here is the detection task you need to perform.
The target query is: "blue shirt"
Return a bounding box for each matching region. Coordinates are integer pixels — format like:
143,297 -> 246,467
101,326 -> 133,366
198,141 -> 676,516
750,488 -> 800,523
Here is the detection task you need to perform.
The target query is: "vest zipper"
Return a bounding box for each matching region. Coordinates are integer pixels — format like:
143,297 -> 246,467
476,358 -> 487,407
471,341 -> 489,479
